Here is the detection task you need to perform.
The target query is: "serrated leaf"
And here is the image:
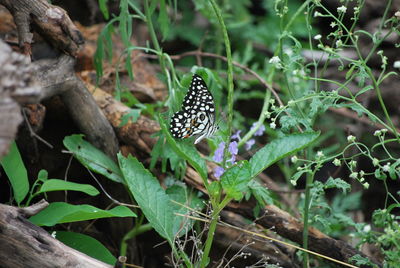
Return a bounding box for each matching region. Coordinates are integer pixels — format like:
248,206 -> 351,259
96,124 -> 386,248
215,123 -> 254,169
118,153 -> 175,244
166,185 -> 205,236
0,142 -> 29,205
324,177 -> 350,193
355,85 -> 373,97
220,161 -> 252,200
249,132 -> 319,178
158,115 -> 208,181
37,179 -> 99,196
56,231 -> 116,265
248,180 -> 274,206
29,202 -> 136,226
63,135 -> 124,184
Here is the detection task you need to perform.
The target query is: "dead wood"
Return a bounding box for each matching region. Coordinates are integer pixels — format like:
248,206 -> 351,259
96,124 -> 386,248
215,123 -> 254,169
0,200 -> 112,268
0,0 -> 84,56
0,39 -> 40,158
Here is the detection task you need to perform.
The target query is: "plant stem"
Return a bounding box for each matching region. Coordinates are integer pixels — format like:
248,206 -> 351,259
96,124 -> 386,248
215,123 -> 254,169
207,0 -> 234,167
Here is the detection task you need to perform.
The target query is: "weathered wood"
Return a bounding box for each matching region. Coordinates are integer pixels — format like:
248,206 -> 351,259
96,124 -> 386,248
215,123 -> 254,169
0,200 -> 112,268
0,40 -> 40,158
0,0 -> 84,56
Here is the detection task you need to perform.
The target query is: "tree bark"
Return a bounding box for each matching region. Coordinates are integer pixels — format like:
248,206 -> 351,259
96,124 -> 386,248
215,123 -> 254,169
0,200 -> 112,268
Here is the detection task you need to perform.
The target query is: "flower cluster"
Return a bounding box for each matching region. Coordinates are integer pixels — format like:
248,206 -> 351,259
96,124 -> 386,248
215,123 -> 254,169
212,123 -> 266,178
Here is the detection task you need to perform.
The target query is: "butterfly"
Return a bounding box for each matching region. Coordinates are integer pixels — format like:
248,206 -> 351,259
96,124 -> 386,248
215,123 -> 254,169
170,74 -> 218,144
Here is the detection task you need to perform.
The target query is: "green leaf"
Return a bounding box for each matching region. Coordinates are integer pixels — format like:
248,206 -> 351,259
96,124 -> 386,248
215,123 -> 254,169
324,177 -> 350,193
55,231 -> 116,265
220,161 -> 252,200
63,135 -> 124,184
37,179 -> 99,196
158,0 -> 170,40
249,132 -> 319,178
166,185 -> 204,236
248,180 -> 274,206
0,142 -> 29,205
118,153 -> 175,244
119,109 -> 141,127
29,202 -> 136,226
158,115 -> 208,181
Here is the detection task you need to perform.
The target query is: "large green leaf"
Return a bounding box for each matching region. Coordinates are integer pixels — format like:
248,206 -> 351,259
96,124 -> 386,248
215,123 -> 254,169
63,135 -> 124,184
249,132 -> 319,178
0,142 -> 29,205
55,231 -> 116,265
220,161 -> 252,200
158,115 -> 208,181
166,184 -> 205,236
118,153 -> 175,244
29,202 -> 136,226
37,179 -> 99,196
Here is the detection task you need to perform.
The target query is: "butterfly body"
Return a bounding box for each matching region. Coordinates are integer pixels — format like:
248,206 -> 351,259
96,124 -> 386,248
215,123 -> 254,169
170,74 -> 218,144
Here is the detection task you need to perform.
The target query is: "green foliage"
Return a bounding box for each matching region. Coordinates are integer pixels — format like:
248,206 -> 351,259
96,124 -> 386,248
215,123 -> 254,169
29,202 -> 136,226
36,179 -> 99,196
250,132 -> 320,178
0,142 -> 29,205
118,153 -> 201,246
55,231 -> 117,265
63,135 -> 124,184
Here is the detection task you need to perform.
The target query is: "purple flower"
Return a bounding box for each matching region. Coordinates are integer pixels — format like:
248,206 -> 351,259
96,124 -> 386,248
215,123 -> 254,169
251,122 -> 265,137
213,142 -> 225,163
228,141 -> 238,156
214,166 -> 225,178
231,130 -> 241,140
245,139 -> 255,150
226,155 -> 236,165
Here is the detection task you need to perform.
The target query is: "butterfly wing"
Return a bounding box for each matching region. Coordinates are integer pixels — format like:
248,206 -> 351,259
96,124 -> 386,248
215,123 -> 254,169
170,74 -> 217,142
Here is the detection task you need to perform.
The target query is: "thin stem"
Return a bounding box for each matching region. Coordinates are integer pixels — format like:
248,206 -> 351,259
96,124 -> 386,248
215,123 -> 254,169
207,0 -> 234,167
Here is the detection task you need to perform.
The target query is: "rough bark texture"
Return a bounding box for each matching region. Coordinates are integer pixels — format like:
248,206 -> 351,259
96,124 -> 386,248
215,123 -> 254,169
0,200 -> 112,268
0,40 -> 40,158
0,0 -> 84,56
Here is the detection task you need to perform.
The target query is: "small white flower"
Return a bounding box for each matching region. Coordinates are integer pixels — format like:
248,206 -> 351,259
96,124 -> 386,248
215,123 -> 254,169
360,170 -> 365,177
291,155 -> 298,163
383,163 -> 391,172
335,40 -> 343,47
350,172 -> 358,179
360,177 -> 365,183
51,231 -> 57,238
394,61 -> 400,69
269,99 -> 276,105
353,6 -> 360,14
287,100 -> 294,106
314,11 -> 323,17
270,122 -> 276,129
333,158 -> 341,166
372,158 -> 379,167
290,179 -> 297,186
269,56 -> 281,64
347,135 -> 356,142
363,182 -> 370,189
314,34 -> 322,40
337,5 -> 347,13
316,151 -> 324,158
381,128 -> 388,133
363,224 -> 371,232
374,130 -> 381,136
349,160 -> 357,168
330,21 -> 337,28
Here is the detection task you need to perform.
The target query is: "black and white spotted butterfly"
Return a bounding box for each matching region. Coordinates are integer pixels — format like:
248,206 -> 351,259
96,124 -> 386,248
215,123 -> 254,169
170,74 -> 218,144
